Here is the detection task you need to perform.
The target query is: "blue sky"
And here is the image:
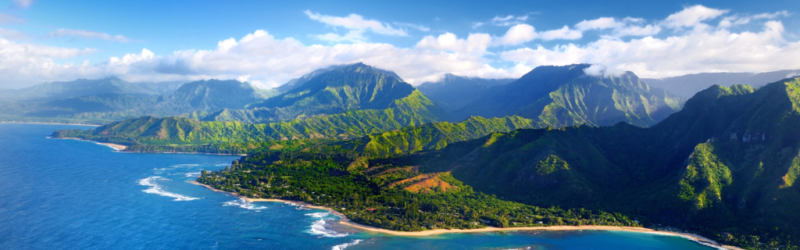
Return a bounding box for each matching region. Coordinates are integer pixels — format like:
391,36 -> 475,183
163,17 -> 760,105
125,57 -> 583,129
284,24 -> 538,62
0,0 -> 798,88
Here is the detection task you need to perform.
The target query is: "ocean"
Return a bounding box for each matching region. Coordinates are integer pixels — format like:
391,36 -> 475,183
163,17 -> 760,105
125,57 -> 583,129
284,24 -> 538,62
0,124 -> 719,250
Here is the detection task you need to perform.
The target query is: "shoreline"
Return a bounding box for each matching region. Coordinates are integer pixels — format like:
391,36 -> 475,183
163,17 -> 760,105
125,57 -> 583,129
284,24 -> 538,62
188,181 -> 740,250
58,137 -> 128,150
54,137 -> 246,156
1,121 -> 101,127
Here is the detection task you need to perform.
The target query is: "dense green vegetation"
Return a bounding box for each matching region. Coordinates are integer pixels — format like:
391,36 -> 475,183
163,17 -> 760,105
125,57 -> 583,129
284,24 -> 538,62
202,63 -> 437,123
454,64 -> 684,128
51,89 -> 444,153
197,77 -> 800,249
197,153 -> 641,231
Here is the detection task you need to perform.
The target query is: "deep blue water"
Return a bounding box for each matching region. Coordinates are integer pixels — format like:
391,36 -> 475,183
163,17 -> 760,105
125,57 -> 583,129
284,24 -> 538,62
0,124 -> 719,250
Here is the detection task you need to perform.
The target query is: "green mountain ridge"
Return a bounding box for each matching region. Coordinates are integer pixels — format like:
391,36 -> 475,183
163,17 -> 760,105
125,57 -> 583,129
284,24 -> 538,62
455,64 -> 684,128
52,89 -> 444,153
360,77 -> 800,248
203,63 -> 424,123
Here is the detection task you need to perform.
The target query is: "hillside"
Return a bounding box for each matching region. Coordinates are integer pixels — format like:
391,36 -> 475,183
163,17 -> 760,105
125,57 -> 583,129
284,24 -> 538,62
360,77 -> 800,248
191,78 -> 800,248
644,69 -> 800,98
455,64 -> 684,127
169,79 -> 272,110
416,74 -> 514,111
51,89 -> 445,153
203,63 -> 428,123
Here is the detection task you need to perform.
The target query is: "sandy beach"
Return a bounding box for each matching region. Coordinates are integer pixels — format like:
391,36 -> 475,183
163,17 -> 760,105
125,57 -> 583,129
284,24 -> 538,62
189,181 -> 741,250
57,137 -> 128,150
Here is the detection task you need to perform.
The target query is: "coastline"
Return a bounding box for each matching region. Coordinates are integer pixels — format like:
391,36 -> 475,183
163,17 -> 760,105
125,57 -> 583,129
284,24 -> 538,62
58,137 -> 128,150
188,181 -> 741,250
54,137 -> 246,156
1,121 -> 101,127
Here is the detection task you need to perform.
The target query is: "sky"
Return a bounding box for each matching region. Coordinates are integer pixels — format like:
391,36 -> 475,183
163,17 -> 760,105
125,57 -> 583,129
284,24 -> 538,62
0,0 -> 798,89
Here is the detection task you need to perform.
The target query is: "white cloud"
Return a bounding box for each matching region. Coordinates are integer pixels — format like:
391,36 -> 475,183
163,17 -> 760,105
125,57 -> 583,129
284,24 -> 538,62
473,14 -> 529,28
576,17 -> 660,37
416,32 -> 492,54
494,24 -> 536,45
539,26 -> 582,41
662,5 -> 728,29
719,10 -> 791,28
3,4 -> 798,90
753,10 -> 791,20
393,22 -> 430,32
0,38 -> 97,86
304,10 -> 407,42
576,17 -> 619,31
12,0 -> 32,9
48,29 -> 136,43
0,29 -> 519,88
501,20 -> 798,78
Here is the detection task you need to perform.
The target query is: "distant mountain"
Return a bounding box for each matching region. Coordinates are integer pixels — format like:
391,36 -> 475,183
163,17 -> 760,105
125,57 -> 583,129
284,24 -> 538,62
454,64 -> 684,127
369,77 -> 800,247
273,65 -> 345,94
170,79 -> 270,110
204,63 -> 446,123
0,77 -> 163,101
417,74 -> 514,111
643,69 -> 800,98
0,78 -> 270,124
52,89 -> 444,153
52,64 -> 449,151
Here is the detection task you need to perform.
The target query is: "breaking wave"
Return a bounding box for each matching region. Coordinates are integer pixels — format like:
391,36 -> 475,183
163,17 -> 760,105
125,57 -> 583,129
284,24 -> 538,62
306,212 -> 347,237
184,172 -> 201,178
223,198 -> 267,210
332,239 -> 363,250
138,176 -> 198,201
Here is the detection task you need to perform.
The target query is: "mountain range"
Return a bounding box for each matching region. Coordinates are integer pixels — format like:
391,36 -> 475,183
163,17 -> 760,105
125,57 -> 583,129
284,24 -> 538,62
52,64 -> 685,154
42,63 -> 800,248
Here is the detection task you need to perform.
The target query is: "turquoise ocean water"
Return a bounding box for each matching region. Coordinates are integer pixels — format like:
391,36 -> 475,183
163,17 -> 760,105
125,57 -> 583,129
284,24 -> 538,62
0,124 -> 718,250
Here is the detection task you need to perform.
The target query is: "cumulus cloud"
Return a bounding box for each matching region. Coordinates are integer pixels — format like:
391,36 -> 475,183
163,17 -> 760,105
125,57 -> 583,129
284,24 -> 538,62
494,24 -> 536,45
304,10 -> 407,42
416,32 -> 492,54
662,5 -> 728,29
48,29 -> 136,43
539,26 -> 582,41
0,29 -> 525,88
501,20 -> 799,78
3,4 -> 799,89
0,38 -> 97,86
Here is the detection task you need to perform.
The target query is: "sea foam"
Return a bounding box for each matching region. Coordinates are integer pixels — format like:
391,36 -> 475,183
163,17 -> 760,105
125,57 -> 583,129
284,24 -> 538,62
332,239 -> 363,250
184,172 -> 201,178
306,212 -> 347,238
222,198 -> 267,210
138,176 -> 198,201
